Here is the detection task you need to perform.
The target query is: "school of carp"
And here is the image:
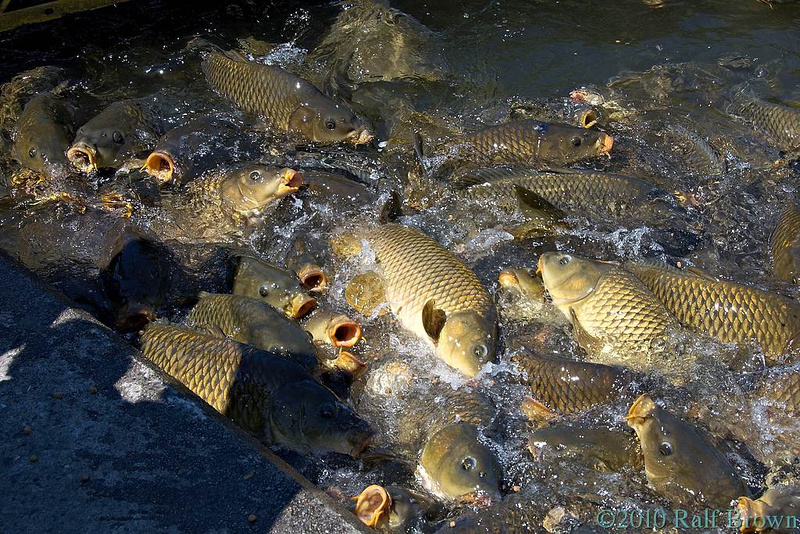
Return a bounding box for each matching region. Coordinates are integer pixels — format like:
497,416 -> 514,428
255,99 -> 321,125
1,0 -> 800,532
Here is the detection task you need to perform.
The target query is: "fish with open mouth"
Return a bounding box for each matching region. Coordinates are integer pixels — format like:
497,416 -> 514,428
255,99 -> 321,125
233,256 -> 317,319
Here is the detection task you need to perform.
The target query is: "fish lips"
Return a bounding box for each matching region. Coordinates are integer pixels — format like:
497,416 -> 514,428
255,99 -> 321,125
278,167 -> 304,195
67,142 -> 98,173
289,293 -> 317,318
144,150 -> 175,184
625,393 -> 657,428
347,127 -> 374,145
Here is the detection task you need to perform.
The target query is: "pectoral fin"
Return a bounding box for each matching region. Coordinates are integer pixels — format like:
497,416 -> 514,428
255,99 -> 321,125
422,300 -> 447,343
570,308 -> 603,355
515,186 -> 566,222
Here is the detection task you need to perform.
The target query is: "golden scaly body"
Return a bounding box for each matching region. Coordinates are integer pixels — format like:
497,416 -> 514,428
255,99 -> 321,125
626,262 -> 800,361
771,204 -> 800,284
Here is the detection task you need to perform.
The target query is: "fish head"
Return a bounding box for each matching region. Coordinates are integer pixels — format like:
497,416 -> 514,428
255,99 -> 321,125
420,423 -> 501,505
144,150 -> 176,184
352,485 -> 392,528
233,257 -> 316,318
626,394 -> 744,507
268,380 -> 374,456
499,267 -> 545,301
220,164 -> 303,214
289,98 -> 373,144
68,124 -> 127,172
538,252 -> 613,308
535,123 -> 613,165
436,311 -> 496,378
13,133 -> 72,180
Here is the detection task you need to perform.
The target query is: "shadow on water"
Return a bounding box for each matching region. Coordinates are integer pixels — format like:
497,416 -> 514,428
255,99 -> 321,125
0,250 -> 317,532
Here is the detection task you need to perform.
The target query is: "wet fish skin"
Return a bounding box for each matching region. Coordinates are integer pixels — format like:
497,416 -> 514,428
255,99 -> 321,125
12,93 -> 74,180
626,394 -> 749,509
498,267 -> 545,301
201,50 -> 371,144
539,253 -> 678,354
457,167 -> 671,219
756,370 -> 800,416
139,323 -> 373,455
433,492 -> 540,533
737,486 -> 800,534
511,351 -> 638,414
68,100 -> 162,172
528,424 -> 641,472
366,224 -> 497,377
771,204 -> 800,284
726,85 -> 800,154
186,293 -> 318,372
625,261 -> 800,362
233,256 -> 317,319
460,120 -> 613,166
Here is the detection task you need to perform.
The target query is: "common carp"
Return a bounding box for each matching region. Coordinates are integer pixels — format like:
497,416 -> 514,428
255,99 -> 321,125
528,424 -> 641,472
351,223 -> 497,377
232,256 -> 317,319
737,486 -> 800,533
139,323 -> 373,456
200,48 -> 372,144
455,167 -> 673,220
12,93 -> 74,179
154,164 -> 303,242
538,253 -> 678,358
143,114 -> 257,185
286,235 -> 329,293
456,119 -> 613,166
352,484 -> 436,532
511,351 -> 640,416
625,260 -> 800,363
626,394 -> 749,508
726,84 -> 800,155
68,100 -> 162,172
771,204 -> 800,284
303,309 -> 362,349
186,292 -> 319,372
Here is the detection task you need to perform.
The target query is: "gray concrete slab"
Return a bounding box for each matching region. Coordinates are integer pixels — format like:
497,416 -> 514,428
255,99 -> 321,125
0,251 -> 367,533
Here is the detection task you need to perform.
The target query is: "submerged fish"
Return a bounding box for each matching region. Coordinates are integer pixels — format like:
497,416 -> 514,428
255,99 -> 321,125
68,100 -> 162,172
356,223 -> 497,377
528,424 -> 641,472
12,93 -> 74,179
498,267 -> 546,302
186,292 -> 318,372
771,204 -> 800,284
233,256 -> 317,319
200,48 -> 372,144
455,167 -> 674,220
625,261 -> 800,362
435,492 -> 540,533
286,235 -> 329,293
626,394 -> 749,508
140,323 -> 373,456
352,484 -> 435,532
737,486 -> 800,534
538,253 -> 678,357
512,351 -> 639,416
143,115 -> 256,185
726,85 -> 800,155
155,164 -> 303,242
457,120 -> 613,166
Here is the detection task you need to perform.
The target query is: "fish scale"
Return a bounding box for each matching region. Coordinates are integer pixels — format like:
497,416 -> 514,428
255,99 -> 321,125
511,352 -> 636,414
573,266 -> 678,348
626,262 -> 800,360
202,51 -> 305,129
727,85 -> 800,152
367,224 -> 495,325
460,169 -> 658,217
140,323 -> 309,432
463,120 -> 547,164
760,371 -> 800,415
771,204 -> 800,283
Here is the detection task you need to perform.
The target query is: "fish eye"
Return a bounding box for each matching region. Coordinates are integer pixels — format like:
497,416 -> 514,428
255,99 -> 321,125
526,268 -> 536,277
249,170 -> 262,182
571,136 -> 582,147
112,131 -> 124,144
462,457 -> 477,471
478,471 -> 487,478
325,118 -> 336,130
559,255 -> 571,266
320,402 -> 335,418
659,441 -> 673,456
473,344 -> 488,359
28,148 -> 37,158
259,285 -> 269,297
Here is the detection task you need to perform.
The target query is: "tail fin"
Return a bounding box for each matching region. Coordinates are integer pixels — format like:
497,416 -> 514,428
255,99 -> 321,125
184,36 -> 224,55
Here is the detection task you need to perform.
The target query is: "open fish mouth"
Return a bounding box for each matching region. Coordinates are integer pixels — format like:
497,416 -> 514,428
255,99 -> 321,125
498,269 -> 520,288
596,133 -> 614,156
351,485 -> 391,527
289,293 -> 317,318
579,109 -> 599,128
278,168 -> 304,195
333,350 -> 366,375
329,319 -> 362,348
67,142 -> 98,173
144,150 -> 175,183
348,127 -> 374,145
626,393 -> 657,426
296,265 -> 327,293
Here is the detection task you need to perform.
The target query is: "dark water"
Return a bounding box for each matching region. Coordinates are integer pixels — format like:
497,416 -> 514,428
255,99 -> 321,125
1,0 -> 800,532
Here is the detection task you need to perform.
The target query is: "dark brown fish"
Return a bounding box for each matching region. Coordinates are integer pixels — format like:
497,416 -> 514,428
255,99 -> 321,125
139,323 -> 373,455
12,93 -> 74,180
201,49 -> 372,144
233,256 -> 317,319
726,85 -> 800,155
